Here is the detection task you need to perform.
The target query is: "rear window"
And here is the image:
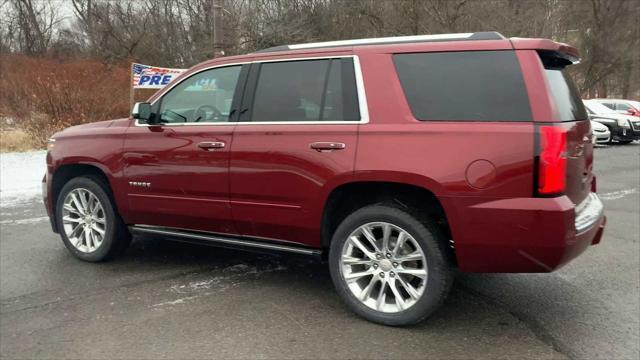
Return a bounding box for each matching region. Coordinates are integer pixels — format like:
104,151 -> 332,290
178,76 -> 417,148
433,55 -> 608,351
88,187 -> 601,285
393,50 -> 532,121
543,67 -> 588,121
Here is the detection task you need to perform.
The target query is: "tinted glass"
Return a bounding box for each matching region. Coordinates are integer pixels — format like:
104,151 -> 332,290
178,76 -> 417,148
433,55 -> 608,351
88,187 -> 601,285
616,103 -> 631,111
159,66 -> 240,123
250,58 -> 359,122
544,68 -> 588,121
393,51 -> 531,121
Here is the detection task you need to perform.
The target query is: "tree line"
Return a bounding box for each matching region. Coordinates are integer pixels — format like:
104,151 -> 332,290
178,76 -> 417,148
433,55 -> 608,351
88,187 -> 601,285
1,0 -> 639,98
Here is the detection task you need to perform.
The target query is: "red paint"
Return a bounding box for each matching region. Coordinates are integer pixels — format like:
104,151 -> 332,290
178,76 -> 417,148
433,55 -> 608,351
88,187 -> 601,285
43,36 -> 604,273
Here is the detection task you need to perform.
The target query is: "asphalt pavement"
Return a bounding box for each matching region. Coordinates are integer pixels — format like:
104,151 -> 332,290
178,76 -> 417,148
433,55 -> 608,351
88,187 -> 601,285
1,142 -> 638,359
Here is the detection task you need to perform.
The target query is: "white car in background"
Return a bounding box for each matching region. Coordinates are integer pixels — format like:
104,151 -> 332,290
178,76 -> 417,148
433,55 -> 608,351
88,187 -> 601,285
583,99 -> 640,144
590,120 -> 611,144
590,99 -> 640,117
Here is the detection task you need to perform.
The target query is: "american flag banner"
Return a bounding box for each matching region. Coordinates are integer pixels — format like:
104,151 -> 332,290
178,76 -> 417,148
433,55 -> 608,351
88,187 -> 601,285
131,63 -> 186,89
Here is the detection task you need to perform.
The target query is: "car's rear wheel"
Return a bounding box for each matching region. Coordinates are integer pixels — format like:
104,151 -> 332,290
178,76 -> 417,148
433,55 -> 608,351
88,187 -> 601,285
329,204 -> 453,326
56,176 -> 130,262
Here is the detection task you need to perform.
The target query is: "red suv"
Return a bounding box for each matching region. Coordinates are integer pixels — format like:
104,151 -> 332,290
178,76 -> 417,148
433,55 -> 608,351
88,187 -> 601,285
43,32 -> 606,325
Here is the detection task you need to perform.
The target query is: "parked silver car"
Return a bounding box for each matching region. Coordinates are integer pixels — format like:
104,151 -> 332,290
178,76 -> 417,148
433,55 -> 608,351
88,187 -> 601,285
591,120 -> 611,144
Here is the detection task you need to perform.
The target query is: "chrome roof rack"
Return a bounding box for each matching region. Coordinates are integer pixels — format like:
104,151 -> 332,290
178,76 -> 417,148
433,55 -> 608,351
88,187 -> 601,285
254,31 -> 505,53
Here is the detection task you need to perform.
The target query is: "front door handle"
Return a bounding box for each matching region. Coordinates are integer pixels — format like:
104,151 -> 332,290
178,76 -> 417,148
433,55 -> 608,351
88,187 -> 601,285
198,141 -> 226,151
309,142 -> 346,152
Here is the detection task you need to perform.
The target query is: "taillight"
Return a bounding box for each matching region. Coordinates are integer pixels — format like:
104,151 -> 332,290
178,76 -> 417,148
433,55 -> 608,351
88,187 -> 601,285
538,126 -> 567,195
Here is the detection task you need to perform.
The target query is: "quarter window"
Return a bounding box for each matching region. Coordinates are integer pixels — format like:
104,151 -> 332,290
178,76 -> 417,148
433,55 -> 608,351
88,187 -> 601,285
249,58 -> 360,122
393,51 -> 532,121
158,66 -> 241,123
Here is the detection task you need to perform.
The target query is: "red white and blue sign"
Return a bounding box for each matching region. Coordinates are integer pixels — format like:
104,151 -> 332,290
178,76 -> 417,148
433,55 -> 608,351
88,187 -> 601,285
132,63 -> 186,89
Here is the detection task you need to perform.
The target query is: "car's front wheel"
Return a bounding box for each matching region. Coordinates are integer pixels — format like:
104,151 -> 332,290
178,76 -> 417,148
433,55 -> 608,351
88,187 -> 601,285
56,176 -> 130,262
329,204 -> 453,326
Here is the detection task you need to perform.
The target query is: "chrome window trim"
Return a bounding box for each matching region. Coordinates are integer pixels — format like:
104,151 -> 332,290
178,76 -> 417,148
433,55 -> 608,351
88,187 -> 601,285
134,55 -> 369,127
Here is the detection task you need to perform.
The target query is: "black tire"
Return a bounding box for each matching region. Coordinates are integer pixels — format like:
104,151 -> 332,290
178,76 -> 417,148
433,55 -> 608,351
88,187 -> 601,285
55,175 -> 131,262
328,204 -> 453,326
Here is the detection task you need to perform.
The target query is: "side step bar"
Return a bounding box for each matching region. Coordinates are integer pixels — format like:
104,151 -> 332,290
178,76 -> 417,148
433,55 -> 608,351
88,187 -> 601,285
129,225 -> 322,257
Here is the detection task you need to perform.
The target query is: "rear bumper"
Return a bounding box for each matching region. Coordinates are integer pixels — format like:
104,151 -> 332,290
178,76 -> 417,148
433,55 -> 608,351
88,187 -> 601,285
446,193 -> 605,273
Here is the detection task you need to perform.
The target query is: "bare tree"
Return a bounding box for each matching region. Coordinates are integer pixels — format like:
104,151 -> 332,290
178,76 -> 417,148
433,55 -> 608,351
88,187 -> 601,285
1,0 -> 638,98
4,0 -> 61,55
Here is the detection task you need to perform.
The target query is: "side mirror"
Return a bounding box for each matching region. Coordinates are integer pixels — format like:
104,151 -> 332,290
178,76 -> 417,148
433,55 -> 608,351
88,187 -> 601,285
132,102 -> 153,123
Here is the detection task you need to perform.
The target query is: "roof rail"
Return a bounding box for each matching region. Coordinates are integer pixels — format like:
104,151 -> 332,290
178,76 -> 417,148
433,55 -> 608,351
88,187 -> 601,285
254,31 -> 505,53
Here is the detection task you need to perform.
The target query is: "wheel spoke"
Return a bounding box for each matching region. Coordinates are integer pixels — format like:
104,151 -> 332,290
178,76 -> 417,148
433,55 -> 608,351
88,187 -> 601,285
70,193 -> 85,215
344,268 -> 375,283
88,194 -> 97,214
389,280 -> 406,311
92,228 -> 102,246
62,216 -> 82,224
392,232 -> 407,258
359,276 -> 378,301
63,204 -> 82,216
78,190 -> 89,212
91,225 -> 105,237
342,255 -> 372,266
360,226 -> 381,253
72,231 -> 84,247
84,226 -> 93,249
381,223 -> 391,252
376,279 -> 387,311
69,224 -> 83,238
397,268 -> 427,280
397,251 -> 423,263
396,276 -> 421,300
349,236 -> 376,260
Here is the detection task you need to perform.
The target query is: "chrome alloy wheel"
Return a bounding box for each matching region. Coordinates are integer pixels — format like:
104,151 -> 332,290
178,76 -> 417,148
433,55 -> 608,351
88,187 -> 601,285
340,222 -> 428,313
61,188 -> 106,253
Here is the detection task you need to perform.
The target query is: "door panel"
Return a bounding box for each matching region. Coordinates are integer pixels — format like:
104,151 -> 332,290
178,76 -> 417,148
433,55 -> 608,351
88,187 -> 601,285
228,56 -> 362,247
229,125 -> 357,246
123,125 -> 236,234
122,64 -> 247,234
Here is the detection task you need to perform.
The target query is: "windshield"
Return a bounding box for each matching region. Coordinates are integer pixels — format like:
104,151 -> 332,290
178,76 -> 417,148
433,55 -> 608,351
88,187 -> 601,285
627,100 -> 640,110
583,101 -> 617,115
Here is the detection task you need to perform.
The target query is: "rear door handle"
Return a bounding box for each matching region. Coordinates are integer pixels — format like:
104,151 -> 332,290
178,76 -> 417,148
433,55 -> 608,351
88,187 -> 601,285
198,141 -> 226,151
309,142 -> 346,151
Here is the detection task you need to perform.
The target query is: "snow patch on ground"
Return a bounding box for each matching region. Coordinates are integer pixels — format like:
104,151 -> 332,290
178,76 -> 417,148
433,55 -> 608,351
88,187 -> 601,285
0,151 -> 47,208
151,263 -> 287,308
600,188 -> 639,200
0,216 -> 49,225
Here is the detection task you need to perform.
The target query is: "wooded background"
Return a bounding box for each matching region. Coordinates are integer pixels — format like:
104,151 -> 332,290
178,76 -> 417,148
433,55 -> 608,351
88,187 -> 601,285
0,0 -> 638,148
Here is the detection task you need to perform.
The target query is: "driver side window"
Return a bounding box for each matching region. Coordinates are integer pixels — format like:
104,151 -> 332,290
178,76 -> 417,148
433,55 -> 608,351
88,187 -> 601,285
158,66 -> 241,124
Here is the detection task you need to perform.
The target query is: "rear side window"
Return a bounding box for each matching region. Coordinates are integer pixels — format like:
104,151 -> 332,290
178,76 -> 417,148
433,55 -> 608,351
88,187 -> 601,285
249,58 -> 360,122
543,67 -> 588,121
393,50 -> 532,121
